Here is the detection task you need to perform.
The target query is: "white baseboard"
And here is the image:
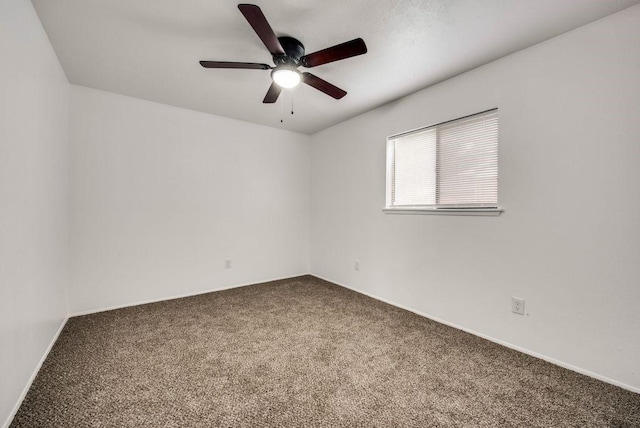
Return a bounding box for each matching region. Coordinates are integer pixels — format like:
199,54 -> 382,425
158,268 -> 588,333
311,273 -> 640,395
3,317 -> 69,428
70,273 -> 311,317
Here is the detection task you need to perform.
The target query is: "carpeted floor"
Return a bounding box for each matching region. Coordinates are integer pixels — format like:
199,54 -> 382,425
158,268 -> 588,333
11,275 -> 640,427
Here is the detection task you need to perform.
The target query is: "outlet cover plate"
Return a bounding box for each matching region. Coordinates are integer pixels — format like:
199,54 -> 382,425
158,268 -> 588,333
512,297 -> 525,315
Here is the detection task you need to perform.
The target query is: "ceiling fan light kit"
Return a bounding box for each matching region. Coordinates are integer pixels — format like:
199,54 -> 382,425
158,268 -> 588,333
272,67 -> 301,88
199,3 -> 367,104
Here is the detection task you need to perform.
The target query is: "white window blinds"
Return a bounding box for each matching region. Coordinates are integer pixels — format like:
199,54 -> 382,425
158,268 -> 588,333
386,109 -> 498,209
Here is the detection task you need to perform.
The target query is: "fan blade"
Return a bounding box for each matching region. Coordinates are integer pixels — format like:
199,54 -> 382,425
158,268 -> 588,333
263,82 -> 282,103
302,72 -> 347,99
199,61 -> 271,70
301,38 -> 367,68
238,4 -> 285,56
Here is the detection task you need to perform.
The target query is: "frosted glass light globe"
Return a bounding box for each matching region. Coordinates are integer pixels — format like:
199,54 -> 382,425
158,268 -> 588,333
272,68 -> 301,88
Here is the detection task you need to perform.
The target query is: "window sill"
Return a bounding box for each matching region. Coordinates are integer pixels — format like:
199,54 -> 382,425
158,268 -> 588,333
383,207 -> 504,216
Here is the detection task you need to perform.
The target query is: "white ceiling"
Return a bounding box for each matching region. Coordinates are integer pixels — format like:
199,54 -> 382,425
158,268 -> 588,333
32,0 -> 638,134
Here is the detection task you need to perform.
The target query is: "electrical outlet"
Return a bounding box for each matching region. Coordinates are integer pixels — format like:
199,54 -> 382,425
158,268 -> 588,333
225,259 -> 232,269
512,297 -> 525,315
354,260 -> 360,271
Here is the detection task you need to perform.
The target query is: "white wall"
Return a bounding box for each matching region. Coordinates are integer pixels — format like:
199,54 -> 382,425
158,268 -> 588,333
69,86 -> 310,314
310,5 -> 640,391
0,0 -> 70,426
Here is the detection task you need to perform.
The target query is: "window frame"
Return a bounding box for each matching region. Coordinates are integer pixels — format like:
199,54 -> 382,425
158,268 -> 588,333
384,109 -> 503,216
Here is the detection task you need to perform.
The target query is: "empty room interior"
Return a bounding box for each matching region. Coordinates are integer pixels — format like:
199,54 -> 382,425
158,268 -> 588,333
2,0 -> 640,426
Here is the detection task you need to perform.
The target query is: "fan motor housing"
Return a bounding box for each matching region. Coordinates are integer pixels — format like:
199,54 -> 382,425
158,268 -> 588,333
274,36 -> 305,66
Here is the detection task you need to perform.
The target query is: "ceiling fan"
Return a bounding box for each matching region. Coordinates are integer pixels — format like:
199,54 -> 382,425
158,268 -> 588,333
199,4 -> 368,103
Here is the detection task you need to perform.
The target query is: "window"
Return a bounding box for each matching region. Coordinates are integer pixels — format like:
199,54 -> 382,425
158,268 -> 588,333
385,109 -> 501,215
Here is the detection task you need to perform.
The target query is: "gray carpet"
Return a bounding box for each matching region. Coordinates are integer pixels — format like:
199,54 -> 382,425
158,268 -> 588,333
11,276 -> 640,427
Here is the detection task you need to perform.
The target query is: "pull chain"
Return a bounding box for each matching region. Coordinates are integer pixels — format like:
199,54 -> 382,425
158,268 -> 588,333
279,90 -> 295,124
280,91 -> 284,123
